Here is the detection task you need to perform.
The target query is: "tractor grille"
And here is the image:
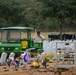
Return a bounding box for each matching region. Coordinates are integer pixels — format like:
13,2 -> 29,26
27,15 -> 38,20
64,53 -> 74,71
4,47 -> 15,51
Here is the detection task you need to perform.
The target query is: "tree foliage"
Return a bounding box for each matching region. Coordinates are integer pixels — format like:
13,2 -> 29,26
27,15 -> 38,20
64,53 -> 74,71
0,0 -> 76,32
0,0 -> 26,27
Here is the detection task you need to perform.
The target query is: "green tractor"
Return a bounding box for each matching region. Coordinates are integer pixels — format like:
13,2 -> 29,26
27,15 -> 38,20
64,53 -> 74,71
0,27 -> 43,57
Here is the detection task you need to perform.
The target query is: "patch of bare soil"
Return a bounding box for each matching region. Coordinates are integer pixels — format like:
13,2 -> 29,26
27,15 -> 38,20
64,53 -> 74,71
0,62 -> 76,75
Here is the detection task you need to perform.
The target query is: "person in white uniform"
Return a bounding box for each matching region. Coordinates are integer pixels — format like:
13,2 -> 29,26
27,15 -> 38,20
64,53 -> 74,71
33,31 -> 45,42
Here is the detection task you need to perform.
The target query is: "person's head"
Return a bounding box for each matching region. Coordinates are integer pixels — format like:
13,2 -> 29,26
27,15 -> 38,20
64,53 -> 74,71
37,31 -> 40,36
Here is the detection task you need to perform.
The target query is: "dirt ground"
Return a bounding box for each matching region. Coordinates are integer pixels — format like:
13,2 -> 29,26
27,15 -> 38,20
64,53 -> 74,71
0,62 -> 56,75
0,62 -> 76,75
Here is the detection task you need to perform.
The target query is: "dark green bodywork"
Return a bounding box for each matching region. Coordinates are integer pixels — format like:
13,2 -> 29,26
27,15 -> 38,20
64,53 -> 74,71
0,43 -> 21,53
0,27 -> 43,56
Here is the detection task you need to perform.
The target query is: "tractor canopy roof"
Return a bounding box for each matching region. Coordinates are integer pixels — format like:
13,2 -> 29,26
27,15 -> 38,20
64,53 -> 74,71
0,27 -> 33,30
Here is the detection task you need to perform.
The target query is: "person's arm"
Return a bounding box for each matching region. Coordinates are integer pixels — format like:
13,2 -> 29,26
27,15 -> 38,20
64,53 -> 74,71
33,35 -> 37,42
33,36 -> 36,40
40,35 -> 45,41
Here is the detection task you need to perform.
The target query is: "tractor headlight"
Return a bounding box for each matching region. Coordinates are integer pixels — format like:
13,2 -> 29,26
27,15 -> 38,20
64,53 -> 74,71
15,47 -> 19,50
1,47 -> 4,50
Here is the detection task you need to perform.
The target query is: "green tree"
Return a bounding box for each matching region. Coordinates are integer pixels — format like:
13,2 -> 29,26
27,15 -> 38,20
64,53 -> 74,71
37,0 -> 76,39
0,0 -> 26,27
0,0 -> 76,32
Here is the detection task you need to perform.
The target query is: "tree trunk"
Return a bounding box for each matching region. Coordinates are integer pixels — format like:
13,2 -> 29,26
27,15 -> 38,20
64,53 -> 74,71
59,23 -> 63,40
57,18 -> 63,40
